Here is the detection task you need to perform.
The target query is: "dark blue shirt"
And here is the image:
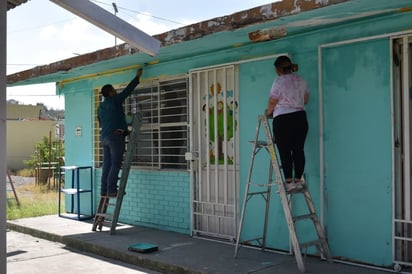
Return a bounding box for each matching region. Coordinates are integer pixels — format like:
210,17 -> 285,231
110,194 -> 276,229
98,76 -> 140,139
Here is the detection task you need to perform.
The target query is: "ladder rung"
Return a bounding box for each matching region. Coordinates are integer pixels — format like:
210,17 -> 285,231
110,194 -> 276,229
98,199 -> 116,207
247,190 -> 270,196
93,218 -> 112,228
104,201 -> 117,206
293,213 -> 316,222
299,239 -> 322,249
249,182 -> 277,187
249,140 -> 269,147
240,237 -> 264,244
96,219 -> 112,226
286,188 -> 306,194
95,213 -> 113,219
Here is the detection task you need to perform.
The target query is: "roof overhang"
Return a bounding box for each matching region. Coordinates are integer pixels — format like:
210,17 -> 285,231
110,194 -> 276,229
7,0 -> 29,11
8,0 -> 359,86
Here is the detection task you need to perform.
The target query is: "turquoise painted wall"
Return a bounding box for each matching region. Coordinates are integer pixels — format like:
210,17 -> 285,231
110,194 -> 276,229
94,169 -> 190,234
232,9 -> 410,267
237,52 -> 324,252
235,30 -> 395,267
59,2 -> 412,267
322,39 -> 392,266
63,70 -> 192,233
62,71 -> 139,217
63,85 -> 94,215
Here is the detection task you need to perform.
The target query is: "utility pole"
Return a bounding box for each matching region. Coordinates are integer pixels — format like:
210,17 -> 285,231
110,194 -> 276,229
0,1 -> 7,273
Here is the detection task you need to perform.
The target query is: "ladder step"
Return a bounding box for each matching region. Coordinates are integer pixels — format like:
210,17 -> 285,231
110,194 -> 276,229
95,213 -> 113,219
299,239 -> 322,250
247,190 -> 270,196
102,196 -> 116,206
250,140 -> 269,147
255,140 -> 268,147
96,219 -> 112,226
240,237 -> 264,244
285,188 -> 306,194
249,182 -> 277,187
92,218 -> 113,230
293,213 -> 316,222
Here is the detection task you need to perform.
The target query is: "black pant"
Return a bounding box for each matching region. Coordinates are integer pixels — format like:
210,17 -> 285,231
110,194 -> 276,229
272,110 -> 308,180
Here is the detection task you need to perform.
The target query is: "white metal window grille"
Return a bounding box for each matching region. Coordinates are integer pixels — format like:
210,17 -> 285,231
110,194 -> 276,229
190,65 -> 239,240
393,34 -> 412,269
94,77 -> 189,170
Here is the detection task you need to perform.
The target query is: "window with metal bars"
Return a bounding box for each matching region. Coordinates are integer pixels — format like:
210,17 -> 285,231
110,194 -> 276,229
94,76 -> 189,170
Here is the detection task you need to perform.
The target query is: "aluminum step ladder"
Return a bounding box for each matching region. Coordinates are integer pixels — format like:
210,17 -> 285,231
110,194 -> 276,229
234,115 -> 332,272
92,113 -> 142,234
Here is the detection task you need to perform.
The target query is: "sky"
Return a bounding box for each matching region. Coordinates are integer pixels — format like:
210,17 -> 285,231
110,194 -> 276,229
7,0 -> 274,110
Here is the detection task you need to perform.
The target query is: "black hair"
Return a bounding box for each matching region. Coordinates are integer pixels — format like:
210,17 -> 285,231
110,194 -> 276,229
101,84 -> 114,97
274,55 -> 292,73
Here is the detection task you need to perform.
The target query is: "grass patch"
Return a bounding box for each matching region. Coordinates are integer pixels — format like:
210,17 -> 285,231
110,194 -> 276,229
7,180 -> 63,220
16,168 -> 35,177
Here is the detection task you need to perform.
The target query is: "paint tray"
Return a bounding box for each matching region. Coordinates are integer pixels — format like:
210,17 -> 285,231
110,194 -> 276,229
128,243 -> 158,253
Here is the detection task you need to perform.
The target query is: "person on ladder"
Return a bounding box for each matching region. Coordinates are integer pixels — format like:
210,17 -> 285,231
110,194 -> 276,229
265,55 -> 309,192
98,68 -> 143,198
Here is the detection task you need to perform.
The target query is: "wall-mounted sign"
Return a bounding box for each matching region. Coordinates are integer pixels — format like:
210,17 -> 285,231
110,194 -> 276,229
75,126 -> 82,136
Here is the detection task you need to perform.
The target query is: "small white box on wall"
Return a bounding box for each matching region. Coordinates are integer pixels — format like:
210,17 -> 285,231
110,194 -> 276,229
75,126 -> 82,136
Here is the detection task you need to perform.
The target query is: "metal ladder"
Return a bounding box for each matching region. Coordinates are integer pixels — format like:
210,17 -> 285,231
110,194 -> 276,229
6,169 -> 20,206
234,115 -> 332,272
92,113 -> 142,234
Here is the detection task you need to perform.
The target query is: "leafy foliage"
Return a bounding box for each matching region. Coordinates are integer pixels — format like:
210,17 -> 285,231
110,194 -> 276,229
24,136 -> 64,167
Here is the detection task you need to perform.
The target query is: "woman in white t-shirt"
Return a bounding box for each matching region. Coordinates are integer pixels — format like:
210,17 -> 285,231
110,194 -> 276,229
265,55 -> 309,192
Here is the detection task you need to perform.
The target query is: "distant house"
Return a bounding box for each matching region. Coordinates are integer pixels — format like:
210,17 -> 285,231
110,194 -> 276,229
7,0 -> 412,271
6,102 -> 64,170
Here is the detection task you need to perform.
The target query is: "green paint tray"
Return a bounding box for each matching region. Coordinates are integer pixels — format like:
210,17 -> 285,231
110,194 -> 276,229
128,243 -> 158,253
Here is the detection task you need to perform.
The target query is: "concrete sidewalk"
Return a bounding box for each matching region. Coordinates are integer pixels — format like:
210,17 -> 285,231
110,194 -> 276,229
7,215 -> 392,274
7,230 -> 161,274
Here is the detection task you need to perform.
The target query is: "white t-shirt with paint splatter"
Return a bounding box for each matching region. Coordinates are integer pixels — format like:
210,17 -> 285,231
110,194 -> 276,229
269,73 -> 309,118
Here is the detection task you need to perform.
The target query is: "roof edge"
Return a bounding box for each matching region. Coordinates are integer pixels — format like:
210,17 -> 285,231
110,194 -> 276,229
7,0 -> 349,85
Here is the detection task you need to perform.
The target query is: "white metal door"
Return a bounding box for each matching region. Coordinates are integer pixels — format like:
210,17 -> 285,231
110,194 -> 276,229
189,65 -> 239,240
393,34 -> 412,268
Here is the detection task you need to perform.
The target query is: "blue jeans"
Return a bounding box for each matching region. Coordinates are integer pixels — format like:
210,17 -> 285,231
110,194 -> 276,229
101,134 -> 125,195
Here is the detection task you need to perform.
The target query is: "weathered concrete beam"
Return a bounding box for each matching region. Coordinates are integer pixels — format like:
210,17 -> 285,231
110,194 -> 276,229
50,0 -> 160,56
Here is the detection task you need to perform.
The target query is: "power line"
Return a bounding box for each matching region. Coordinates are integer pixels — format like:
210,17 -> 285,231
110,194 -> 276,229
7,1 -> 185,38
7,1 -> 184,40
120,6 -> 185,26
7,1 -> 187,68
7,18 -> 76,34
91,0 -> 185,26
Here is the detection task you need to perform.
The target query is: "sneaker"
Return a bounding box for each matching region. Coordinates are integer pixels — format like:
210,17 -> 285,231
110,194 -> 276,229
295,180 -> 305,188
285,182 -> 298,192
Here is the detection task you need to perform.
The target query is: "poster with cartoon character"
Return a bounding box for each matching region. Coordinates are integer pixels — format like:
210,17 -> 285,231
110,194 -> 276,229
202,82 -> 238,165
